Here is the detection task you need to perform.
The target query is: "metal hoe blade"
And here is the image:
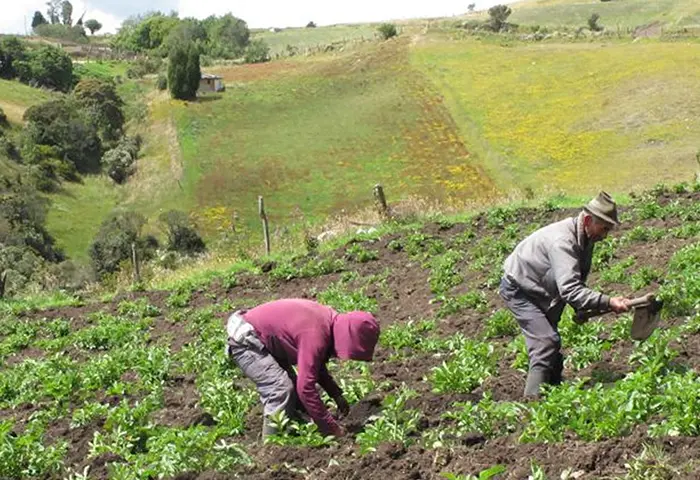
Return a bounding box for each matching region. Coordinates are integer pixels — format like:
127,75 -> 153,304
630,296 -> 663,341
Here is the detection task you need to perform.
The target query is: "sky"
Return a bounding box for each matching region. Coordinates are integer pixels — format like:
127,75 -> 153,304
2,0 -> 517,35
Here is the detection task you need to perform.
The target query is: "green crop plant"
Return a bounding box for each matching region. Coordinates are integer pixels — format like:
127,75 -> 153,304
635,199 -> 665,220
71,401 -> 111,428
441,465 -> 506,480
317,281 -> 378,313
72,313 -> 150,351
485,205 -> 517,229
197,375 -> 256,435
106,427 -> 252,478
270,257 -> 346,281
658,243 -> 700,316
483,309 -> 518,338
670,223 -> 700,239
265,411 -> 337,448
345,244 -> 379,263
623,226 -> 665,243
0,421 -> 67,479
45,318 -> 71,338
437,291 -> 489,318
117,298 -> 162,318
166,289 -> 192,309
598,256 -> 635,285
444,393 -> 525,439
380,319 -> 436,353
356,386 -> 421,454
521,367 -> 660,443
608,314 -> 633,342
429,250 -> 464,296
79,349 -> 133,392
506,335 -> 529,371
591,237 -> 619,270
648,370 -> 700,437
559,314 -> 610,370
629,266 -> 660,291
387,232 -> 446,259
0,322 -> 38,361
430,340 -> 496,394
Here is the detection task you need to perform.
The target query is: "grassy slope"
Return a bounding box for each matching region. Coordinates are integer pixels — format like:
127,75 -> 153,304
505,0 -> 700,29
0,79 -> 54,124
253,24 -> 381,56
411,37 -> 700,196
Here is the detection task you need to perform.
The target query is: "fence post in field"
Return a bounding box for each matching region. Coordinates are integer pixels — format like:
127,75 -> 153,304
0,271 -> 6,299
258,196 -> 271,255
131,242 -> 141,284
373,184 -> 389,220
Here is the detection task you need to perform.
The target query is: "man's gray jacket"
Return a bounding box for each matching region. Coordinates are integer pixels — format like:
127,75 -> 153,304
503,212 -> 610,314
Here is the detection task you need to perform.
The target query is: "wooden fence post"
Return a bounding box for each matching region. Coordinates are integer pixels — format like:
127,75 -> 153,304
131,242 -> 141,284
0,271 -> 6,299
258,196 -> 271,255
373,184 -> 389,219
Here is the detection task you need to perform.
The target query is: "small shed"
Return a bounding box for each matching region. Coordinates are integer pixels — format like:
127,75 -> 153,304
199,73 -> 225,93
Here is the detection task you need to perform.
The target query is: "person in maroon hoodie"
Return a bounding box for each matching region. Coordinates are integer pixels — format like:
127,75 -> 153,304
225,298 -> 380,439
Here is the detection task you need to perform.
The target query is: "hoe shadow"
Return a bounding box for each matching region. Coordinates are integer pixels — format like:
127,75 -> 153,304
344,394 -> 383,434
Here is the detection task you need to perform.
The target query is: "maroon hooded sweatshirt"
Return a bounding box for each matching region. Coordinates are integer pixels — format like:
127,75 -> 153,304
242,298 -> 380,435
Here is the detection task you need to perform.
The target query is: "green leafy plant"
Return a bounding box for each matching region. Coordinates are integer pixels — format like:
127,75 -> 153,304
431,340 -> 496,393
265,410 -> 337,447
483,309 -> 518,338
356,386 -> 421,454
444,393 -> 525,438
441,465 -> 506,480
346,244 -> 379,263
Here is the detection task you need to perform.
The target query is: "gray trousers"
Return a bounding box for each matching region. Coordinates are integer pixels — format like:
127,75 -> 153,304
226,313 -> 298,436
499,277 -> 565,396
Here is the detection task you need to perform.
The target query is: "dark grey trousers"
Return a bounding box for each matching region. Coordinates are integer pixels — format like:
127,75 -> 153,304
226,313 -> 296,437
499,277 -> 564,397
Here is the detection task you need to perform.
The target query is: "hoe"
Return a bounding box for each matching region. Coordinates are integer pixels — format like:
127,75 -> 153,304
575,293 -> 663,341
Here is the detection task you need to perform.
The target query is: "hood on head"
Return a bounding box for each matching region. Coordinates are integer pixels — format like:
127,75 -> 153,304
333,311 -> 380,361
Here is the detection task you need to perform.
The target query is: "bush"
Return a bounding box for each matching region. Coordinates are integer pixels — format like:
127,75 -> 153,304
167,41 -> 200,100
488,4 -> 512,32
377,23 -> 398,40
243,39 -> 270,64
15,45 -> 74,92
89,211 -> 158,278
23,97 -> 102,173
74,78 -> 125,143
156,73 -> 167,90
0,36 -> 27,79
102,147 -> 134,184
33,23 -> 88,43
125,57 -> 163,79
159,210 -> 206,255
588,13 -> 603,32
0,107 -> 7,128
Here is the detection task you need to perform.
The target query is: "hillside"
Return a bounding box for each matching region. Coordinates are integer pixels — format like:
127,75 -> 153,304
0,78 -> 54,124
493,0 -> 700,30
1,184 -> 699,478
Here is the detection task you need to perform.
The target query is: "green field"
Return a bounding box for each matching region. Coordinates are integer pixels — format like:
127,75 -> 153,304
411,38 -> 700,196
0,78 -> 55,124
492,0 -> 700,30
253,24 -> 384,56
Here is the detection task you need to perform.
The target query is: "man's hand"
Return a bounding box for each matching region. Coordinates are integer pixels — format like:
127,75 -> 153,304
335,396 -> 350,418
610,296 -> 631,314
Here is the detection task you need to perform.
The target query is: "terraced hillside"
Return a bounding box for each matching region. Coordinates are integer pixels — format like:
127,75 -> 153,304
2,183 -> 699,479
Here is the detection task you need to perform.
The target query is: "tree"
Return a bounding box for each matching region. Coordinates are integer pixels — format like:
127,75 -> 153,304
378,23 -> 398,40
32,11 -> 48,29
0,37 -> 27,79
15,45 -> 73,92
204,14 -> 250,59
159,210 -> 205,255
306,21 -> 317,28
167,41 -> 200,100
488,4 -> 512,32
468,3 -> 476,13
102,146 -> 135,183
89,211 -> 157,278
23,97 -> 102,173
588,13 -> 603,32
46,0 -> 62,24
84,19 -> 102,35
74,78 -> 125,143
61,0 -> 73,26
243,39 -> 270,64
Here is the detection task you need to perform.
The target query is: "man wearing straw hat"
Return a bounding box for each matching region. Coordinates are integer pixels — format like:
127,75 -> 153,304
499,191 -> 632,398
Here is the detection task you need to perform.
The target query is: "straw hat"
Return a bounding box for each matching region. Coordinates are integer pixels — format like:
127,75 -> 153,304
583,191 -> 620,226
